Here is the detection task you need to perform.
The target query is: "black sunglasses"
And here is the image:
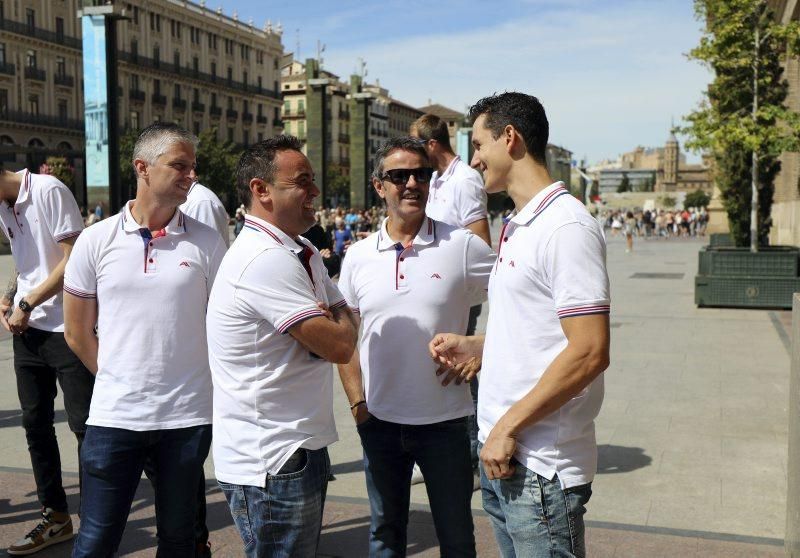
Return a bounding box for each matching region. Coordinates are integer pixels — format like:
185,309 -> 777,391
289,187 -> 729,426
380,167 -> 434,186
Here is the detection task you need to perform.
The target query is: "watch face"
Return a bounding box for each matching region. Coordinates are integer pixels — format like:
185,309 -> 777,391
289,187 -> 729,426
18,300 -> 31,312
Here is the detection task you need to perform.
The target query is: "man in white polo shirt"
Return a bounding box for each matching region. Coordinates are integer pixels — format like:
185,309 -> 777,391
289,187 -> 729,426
411,113 -> 491,480
63,122 -> 226,557
337,137 -> 495,556
429,93 -> 610,558
0,164 -> 92,556
207,135 -> 358,557
181,168 -> 230,247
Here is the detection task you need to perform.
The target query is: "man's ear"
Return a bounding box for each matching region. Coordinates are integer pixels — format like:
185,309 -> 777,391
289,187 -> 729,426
504,124 -> 526,156
372,177 -> 386,200
133,159 -> 148,180
251,178 -> 269,206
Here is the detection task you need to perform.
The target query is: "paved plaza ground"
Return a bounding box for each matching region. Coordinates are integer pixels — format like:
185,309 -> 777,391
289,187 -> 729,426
0,225 -> 791,556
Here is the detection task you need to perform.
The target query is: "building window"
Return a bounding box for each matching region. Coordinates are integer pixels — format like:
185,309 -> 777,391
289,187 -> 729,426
131,74 -> 139,90
243,100 -> 249,114
154,79 -> 161,95
174,51 -> 180,69
133,6 -> 139,24
131,39 -> 138,59
55,17 -> 64,41
298,100 -> 305,113
227,96 -> 233,110
243,71 -> 248,87
26,8 -> 34,31
257,132 -> 263,142
227,127 -> 234,143
193,57 -> 199,74
0,43 -> 5,65
0,89 -> 8,117
193,88 -> 199,103
193,121 -> 200,135
26,49 -> 36,68
210,62 -> 216,79
28,94 -> 39,115
150,12 -> 155,30
56,56 -> 66,78
174,83 -> 181,99
130,111 -> 139,130
153,46 -> 160,64
0,2 -> 4,24
57,99 -> 67,120
227,67 -> 233,83
257,104 -> 263,117
298,121 -> 305,139
211,93 -> 217,107
257,76 -> 262,91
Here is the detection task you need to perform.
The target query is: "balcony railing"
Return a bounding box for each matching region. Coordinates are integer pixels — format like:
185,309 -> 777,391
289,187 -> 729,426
0,18 -> 81,49
273,118 -> 284,127
256,115 -> 267,124
152,93 -> 167,106
0,109 -> 83,131
226,109 -> 238,120
24,67 -> 46,81
0,62 -> 15,76
210,106 -> 222,117
242,112 -> 253,124
116,51 -> 280,99
130,89 -> 146,102
173,98 -> 187,110
54,74 -> 74,87
192,102 -> 205,113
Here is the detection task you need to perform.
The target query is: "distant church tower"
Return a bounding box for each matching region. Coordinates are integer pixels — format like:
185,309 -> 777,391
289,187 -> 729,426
663,125 -> 679,191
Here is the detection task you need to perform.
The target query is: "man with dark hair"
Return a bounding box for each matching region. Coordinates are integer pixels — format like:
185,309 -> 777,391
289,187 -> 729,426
207,135 -> 358,557
337,137 -> 495,556
430,93 -> 610,558
181,168 -> 230,247
411,113 -> 492,486
64,122 -> 226,556
0,163 -> 92,556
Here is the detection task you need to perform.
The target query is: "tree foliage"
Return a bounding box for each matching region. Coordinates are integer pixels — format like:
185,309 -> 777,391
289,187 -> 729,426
326,163 -> 351,207
40,157 -> 75,191
616,173 -> 630,193
684,189 -> 712,209
682,0 -> 800,246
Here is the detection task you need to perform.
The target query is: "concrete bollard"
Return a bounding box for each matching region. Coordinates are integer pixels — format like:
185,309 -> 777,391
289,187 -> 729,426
788,293 -> 800,556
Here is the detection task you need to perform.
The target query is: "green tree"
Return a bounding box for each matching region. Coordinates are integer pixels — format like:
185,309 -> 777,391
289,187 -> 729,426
684,189 -> 712,209
616,173 -> 630,193
42,157 -> 75,191
326,163 -> 350,207
195,129 -> 241,210
119,128 -> 138,201
659,195 -> 677,209
682,0 -> 800,248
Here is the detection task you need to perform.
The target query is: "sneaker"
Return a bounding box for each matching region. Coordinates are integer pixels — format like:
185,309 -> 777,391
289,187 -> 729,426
410,464 -> 424,485
8,508 -> 73,555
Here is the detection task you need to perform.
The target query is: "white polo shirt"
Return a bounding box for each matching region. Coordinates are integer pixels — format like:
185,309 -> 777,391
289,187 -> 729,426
180,181 -> 230,248
479,182 -> 610,489
0,170 -> 83,332
63,202 -> 225,430
426,155 -> 488,228
207,214 -> 344,486
339,217 -> 495,425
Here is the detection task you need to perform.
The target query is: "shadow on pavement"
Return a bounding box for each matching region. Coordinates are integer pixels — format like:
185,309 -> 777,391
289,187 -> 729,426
596,444 -> 652,474
330,459 -> 363,475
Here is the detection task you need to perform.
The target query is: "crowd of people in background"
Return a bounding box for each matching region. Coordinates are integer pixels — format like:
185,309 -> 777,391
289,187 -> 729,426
601,207 -> 710,240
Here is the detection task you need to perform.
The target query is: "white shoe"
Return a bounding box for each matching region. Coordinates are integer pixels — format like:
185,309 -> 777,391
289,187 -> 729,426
410,464 -> 424,485
8,508 -> 74,555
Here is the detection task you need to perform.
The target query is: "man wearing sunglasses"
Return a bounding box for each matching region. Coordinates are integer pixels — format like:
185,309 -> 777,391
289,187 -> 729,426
337,137 -> 496,556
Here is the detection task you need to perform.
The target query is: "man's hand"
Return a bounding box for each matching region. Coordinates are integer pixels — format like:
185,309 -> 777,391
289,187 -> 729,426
352,402 -> 372,426
318,248 -> 332,259
481,424 -> 517,480
0,296 -> 12,332
7,306 -> 30,335
429,333 -> 484,368
436,356 -> 482,386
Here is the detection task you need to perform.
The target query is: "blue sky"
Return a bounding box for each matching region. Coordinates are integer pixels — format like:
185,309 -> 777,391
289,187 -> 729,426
226,0 -> 710,164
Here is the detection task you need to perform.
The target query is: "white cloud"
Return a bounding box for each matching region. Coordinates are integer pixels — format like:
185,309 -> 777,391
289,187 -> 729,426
319,1 -> 712,163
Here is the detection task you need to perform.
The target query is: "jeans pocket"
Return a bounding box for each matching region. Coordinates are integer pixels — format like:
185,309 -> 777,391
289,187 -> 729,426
270,449 -> 310,481
218,481 -> 255,549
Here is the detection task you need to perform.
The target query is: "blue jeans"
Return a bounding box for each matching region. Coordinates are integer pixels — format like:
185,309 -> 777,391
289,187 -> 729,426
478,443 -> 592,558
357,416 -> 476,557
219,447 -> 330,558
72,424 -> 212,558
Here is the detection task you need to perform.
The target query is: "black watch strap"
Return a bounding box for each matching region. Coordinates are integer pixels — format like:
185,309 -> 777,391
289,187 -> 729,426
18,299 -> 32,313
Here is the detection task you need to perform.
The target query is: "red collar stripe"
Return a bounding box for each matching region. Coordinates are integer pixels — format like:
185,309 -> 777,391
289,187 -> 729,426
244,218 -> 283,245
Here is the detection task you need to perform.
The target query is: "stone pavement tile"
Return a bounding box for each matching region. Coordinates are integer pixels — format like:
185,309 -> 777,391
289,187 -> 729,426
722,434 -> 788,464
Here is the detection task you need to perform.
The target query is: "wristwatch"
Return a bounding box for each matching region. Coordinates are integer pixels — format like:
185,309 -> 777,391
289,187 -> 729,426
18,299 -> 33,313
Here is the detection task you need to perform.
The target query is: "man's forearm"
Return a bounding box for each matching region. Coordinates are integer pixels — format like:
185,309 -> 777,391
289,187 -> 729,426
494,344 -> 608,437
3,272 -> 17,301
65,331 -> 99,374
25,257 -> 68,308
337,348 -> 365,406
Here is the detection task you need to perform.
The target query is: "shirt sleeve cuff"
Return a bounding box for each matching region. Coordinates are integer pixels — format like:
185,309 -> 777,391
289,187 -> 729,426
556,303 -> 610,319
276,308 -> 326,334
64,284 -> 97,299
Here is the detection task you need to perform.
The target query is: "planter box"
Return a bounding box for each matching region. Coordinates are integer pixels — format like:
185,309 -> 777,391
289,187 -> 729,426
698,246 -> 800,277
709,233 -> 735,247
695,275 -> 800,309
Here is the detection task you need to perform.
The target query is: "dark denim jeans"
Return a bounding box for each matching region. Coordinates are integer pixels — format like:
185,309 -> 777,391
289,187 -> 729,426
219,447 -> 330,558
13,328 -> 95,513
466,304 -> 481,471
478,443 -> 592,558
72,424 -> 212,558
357,416 -> 476,557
